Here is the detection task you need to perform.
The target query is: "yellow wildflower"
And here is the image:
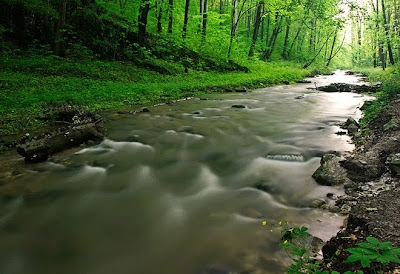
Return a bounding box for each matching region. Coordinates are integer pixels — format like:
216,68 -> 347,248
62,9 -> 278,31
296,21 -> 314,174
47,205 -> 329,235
283,240 -> 288,245
278,221 -> 282,226
270,229 -> 273,232
262,221 -> 267,226
289,228 -> 294,233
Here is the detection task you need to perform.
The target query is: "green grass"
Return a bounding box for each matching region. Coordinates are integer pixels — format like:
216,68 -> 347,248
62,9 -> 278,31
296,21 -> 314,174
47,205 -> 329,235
0,57 -> 313,136
355,66 -> 400,128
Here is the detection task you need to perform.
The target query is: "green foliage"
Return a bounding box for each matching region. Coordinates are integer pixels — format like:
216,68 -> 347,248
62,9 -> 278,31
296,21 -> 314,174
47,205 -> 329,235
346,237 -> 400,271
275,223 -> 328,274
359,66 -> 400,128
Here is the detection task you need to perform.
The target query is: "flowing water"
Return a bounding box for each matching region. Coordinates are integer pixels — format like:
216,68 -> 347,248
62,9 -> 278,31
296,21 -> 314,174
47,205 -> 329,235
0,71 -> 370,274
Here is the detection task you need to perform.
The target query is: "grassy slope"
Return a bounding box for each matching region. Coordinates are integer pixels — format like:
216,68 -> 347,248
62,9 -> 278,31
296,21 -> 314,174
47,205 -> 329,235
354,66 -> 400,127
0,57 -> 312,137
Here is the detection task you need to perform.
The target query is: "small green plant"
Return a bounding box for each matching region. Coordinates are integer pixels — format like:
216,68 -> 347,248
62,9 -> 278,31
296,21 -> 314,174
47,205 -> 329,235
346,236 -> 400,273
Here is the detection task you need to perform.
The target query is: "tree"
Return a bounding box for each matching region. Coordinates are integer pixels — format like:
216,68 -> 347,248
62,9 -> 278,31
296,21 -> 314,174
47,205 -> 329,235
248,1 -> 263,57
168,0 -> 174,33
55,0 -> 67,56
182,0 -> 190,39
381,0 -> 395,65
138,0 -> 151,45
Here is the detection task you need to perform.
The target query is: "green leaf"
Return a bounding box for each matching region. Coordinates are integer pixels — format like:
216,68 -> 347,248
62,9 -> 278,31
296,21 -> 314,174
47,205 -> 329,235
366,236 -> 379,246
346,254 -> 361,263
387,248 -> 400,255
387,255 -> 400,264
383,249 -> 400,256
377,241 -> 392,250
347,248 -> 374,255
361,257 -> 371,267
377,256 -> 390,264
331,271 -> 340,274
357,242 -> 378,250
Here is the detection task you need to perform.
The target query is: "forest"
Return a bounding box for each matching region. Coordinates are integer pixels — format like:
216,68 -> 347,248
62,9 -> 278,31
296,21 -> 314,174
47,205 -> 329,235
1,0 -> 400,273
0,0 -> 399,136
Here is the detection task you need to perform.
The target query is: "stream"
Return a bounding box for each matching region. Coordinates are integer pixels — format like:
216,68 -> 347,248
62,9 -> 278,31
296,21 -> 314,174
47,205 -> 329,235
0,71 -> 370,274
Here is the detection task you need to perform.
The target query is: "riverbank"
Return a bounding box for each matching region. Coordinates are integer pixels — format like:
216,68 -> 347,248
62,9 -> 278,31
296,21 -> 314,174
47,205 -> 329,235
0,57 -> 328,149
315,67 -> 400,273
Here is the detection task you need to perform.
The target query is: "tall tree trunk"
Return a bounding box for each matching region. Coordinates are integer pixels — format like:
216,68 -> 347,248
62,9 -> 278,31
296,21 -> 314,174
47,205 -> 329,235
381,0 -> 395,65
182,0 -> 190,39
168,0 -> 174,34
55,0 -> 67,56
264,14 -> 282,59
377,0 -> 387,69
303,29 -> 336,68
228,0 -> 237,59
248,1 -> 263,57
138,0 -> 150,45
282,17 -> 291,59
260,4 -> 264,42
326,29 -> 338,66
233,0 -> 238,36
157,0 -> 164,33
287,20 -> 304,58
265,14 -> 270,47
202,0 -> 208,40
219,0 -> 223,26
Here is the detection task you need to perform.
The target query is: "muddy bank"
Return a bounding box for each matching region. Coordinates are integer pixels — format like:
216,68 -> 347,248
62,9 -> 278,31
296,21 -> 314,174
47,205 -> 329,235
315,97 -> 400,272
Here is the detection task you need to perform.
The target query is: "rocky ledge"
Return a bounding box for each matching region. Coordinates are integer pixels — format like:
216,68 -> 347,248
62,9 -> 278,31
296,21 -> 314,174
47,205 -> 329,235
313,97 -> 400,272
316,83 -> 380,93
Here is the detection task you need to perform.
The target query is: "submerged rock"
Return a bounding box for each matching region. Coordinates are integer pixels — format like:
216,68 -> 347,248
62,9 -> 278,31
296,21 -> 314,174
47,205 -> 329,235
296,80 -> 312,84
310,199 -> 327,208
312,154 -> 352,186
231,105 -> 247,109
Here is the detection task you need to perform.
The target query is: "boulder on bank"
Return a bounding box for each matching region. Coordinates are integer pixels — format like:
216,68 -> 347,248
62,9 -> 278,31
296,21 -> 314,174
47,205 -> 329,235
341,151 -> 385,182
341,117 -> 360,135
312,154 -> 352,186
17,110 -> 104,163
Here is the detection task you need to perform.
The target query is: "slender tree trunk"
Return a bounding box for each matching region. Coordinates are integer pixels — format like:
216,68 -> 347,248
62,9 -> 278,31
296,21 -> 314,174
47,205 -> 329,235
381,0 -> 395,65
202,0 -> 208,40
168,0 -> 174,34
287,20 -> 303,58
219,0 -> 223,26
303,29 -> 336,68
265,14 -> 270,45
55,0 -> 67,56
233,0 -> 238,36
264,14 -> 282,59
157,0 -> 164,33
248,1 -> 263,57
138,0 -> 150,45
282,17 -> 291,59
182,0 -> 190,39
377,0 -> 386,69
260,5 -> 264,42
326,29 -> 338,66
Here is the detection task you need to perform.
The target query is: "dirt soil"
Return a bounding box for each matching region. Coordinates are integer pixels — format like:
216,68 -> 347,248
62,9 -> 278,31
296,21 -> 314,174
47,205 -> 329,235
321,98 -> 400,273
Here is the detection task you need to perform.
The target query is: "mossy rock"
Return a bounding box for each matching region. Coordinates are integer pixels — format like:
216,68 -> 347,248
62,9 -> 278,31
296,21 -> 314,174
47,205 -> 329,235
312,154 -> 352,186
